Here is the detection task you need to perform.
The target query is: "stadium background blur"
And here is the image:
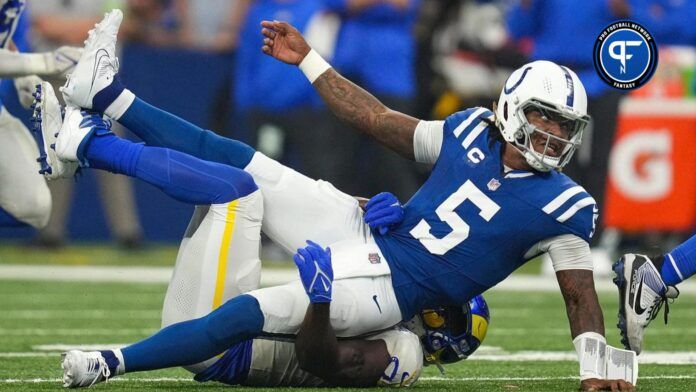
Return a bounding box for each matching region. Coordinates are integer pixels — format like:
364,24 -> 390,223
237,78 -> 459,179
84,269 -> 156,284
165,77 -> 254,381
1,1 -> 696,391
1,0 -> 694,260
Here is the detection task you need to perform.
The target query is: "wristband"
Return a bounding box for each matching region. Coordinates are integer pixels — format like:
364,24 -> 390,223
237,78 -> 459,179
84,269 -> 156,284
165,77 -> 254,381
573,332 -> 607,380
299,49 -> 331,84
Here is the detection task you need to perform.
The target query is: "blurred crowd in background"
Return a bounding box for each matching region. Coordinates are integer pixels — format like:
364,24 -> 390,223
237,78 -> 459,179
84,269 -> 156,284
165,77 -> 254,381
1,0 -> 695,263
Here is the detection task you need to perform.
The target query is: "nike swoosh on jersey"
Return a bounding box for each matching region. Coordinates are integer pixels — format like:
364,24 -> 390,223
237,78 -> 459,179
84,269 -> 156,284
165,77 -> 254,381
373,295 -> 382,314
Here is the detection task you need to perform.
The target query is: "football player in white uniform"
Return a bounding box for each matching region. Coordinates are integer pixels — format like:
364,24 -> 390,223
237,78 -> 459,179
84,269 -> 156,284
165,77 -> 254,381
0,0 -> 80,228
32,83 -> 489,388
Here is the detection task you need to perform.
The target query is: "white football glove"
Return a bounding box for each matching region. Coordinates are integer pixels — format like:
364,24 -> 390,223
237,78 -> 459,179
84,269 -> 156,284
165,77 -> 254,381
14,75 -> 43,109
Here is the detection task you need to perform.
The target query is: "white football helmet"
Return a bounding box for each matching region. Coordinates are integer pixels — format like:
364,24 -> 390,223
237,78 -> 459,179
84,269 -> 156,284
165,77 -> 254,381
495,60 -> 591,172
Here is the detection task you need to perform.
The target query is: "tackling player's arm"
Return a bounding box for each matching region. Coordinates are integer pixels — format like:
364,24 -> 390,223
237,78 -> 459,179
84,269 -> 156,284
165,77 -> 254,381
260,20 -> 420,160
296,303 -> 392,387
292,241 -> 392,387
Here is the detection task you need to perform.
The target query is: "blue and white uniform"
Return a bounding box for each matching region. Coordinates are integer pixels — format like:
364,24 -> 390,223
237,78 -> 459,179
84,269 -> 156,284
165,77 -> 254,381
0,0 -> 52,229
376,108 -> 596,318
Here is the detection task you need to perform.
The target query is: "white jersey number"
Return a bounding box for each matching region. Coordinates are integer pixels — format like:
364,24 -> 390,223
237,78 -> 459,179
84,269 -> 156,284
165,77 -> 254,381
409,180 -> 500,255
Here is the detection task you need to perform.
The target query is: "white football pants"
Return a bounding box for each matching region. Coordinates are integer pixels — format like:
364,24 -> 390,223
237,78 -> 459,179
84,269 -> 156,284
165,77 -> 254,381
0,107 -> 51,228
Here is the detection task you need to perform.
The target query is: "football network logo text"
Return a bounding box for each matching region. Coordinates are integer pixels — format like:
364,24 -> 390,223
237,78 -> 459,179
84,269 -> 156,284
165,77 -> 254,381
593,21 -> 658,90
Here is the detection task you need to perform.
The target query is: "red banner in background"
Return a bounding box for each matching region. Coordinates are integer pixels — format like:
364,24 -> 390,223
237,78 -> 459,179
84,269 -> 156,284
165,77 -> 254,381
605,99 -> 696,232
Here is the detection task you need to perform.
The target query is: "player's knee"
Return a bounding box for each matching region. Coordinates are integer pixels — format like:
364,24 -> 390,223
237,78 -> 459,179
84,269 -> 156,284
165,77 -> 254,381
217,169 -> 258,203
7,184 -> 52,228
204,295 -> 264,346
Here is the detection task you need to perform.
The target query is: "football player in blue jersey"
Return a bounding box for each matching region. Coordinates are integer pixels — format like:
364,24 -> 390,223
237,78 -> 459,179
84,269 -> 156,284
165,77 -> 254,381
258,21 -> 634,391
0,0 -> 80,229
32,73 -> 488,388
53,11 -> 630,391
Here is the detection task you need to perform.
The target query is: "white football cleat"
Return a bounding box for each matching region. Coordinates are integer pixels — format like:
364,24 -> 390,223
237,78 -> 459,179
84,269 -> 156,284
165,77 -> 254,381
31,82 -> 78,180
61,9 -> 122,109
613,253 -> 679,354
54,107 -> 112,165
61,350 -> 111,388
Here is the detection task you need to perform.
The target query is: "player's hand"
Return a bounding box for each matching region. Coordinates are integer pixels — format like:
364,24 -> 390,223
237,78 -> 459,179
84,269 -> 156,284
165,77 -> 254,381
580,378 -> 635,392
364,192 -> 404,235
294,240 -> 334,303
14,75 -> 43,109
260,20 -> 311,65
47,46 -> 83,77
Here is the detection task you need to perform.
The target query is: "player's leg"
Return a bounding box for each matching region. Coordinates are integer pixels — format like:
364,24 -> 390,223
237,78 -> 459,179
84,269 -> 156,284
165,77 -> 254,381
660,234 -> 696,286
0,106 -> 51,228
60,10 -> 370,253
613,234 -> 695,354
114,94 -> 368,252
161,193 -> 263,374
249,275 -> 402,338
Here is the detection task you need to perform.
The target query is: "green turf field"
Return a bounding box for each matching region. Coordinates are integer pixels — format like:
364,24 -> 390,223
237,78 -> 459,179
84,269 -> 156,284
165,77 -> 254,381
1,276 -> 694,391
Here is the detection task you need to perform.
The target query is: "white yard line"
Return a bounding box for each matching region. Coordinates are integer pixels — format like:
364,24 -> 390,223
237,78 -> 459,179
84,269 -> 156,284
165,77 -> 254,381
2,264 -> 695,293
5,349 -> 696,364
2,375 -> 694,383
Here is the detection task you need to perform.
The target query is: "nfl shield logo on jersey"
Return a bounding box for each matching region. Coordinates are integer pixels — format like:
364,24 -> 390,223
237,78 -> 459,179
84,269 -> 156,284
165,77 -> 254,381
487,178 -> 501,191
368,253 -> 381,264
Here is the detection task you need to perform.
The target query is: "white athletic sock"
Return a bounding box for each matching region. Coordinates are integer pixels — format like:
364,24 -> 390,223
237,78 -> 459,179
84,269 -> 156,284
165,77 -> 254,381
105,89 -> 136,120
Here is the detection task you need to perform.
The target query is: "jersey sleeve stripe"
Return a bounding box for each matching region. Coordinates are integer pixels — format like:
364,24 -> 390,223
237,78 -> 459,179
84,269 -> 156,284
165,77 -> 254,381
461,120 -> 489,149
452,107 -> 489,137
556,197 -> 596,223
542,185 -> 584,214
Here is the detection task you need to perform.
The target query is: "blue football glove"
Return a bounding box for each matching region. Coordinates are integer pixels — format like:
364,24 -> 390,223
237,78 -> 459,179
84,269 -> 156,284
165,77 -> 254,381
364,192 -> 404,235
293,240 -> 333,303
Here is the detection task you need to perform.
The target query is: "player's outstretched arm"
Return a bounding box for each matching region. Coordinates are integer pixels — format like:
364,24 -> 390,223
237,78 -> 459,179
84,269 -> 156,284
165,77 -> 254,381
556,269 -> 635,392
261,20 -> 421,160
293,241 -> 391,387
0,46 -> 81,78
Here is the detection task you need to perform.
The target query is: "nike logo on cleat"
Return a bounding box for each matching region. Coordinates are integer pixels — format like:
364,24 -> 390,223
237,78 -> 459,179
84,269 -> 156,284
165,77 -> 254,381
89,49 -> 111,96
634,279 -> 647,315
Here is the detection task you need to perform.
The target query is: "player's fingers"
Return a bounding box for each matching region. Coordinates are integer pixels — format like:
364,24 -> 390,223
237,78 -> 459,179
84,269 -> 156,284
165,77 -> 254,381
297,248 -> 312,262
261,46 -> 272,55
365,207 -> 397,223
261,27 -> 276,39
305,244 -> 323,261
365,192 -> 390,209
273,20 -> 290,33
293,253 -> 304,267
370,215 -> 398,228
260,20 -> 275,29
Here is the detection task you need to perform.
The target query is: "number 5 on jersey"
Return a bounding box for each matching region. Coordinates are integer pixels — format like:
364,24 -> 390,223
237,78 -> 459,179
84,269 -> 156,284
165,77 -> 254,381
410,180 -> 501,255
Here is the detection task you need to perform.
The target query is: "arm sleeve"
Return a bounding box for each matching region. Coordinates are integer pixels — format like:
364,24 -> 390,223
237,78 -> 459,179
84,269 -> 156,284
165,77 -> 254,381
0,49 -> 51,77
531,234 -> 593,272
413,120 -> 444,164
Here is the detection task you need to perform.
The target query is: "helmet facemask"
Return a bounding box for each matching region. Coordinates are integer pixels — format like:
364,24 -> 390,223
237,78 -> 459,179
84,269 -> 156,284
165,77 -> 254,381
510,99 -> 589,172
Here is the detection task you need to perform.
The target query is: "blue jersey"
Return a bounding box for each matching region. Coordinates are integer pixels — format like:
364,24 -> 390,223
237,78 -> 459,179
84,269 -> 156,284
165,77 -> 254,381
0,0 -> 27,111
374,107 -> 597,319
